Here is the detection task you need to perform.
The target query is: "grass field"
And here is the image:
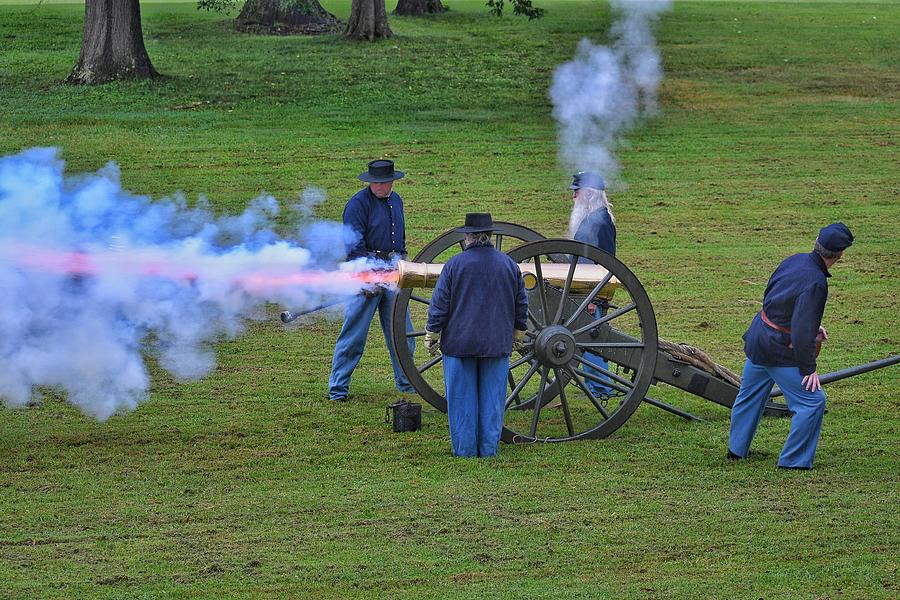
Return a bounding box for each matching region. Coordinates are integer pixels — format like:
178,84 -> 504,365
1,1 -> 898,598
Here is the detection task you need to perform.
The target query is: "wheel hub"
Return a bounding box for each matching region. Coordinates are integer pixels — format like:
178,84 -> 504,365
533,325 -> 576,367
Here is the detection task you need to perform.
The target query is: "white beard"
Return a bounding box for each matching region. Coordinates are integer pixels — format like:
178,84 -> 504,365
567,202 -> 592,239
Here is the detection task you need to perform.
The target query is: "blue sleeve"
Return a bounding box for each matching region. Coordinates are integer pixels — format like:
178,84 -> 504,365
397,194 -> 408,256
790,283 -> 827,376
514,268 -> 528,331
600,221 -> 616,256
426,263 -> 452,333
343,196 -> 368,260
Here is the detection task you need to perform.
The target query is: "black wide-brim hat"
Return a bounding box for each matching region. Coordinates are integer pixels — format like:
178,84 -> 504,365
456,212 -> 495,233
358,159 -> 405,183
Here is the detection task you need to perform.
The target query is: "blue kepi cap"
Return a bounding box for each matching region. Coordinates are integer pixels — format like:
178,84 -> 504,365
571,171 -> 605,191
817,222 -> 854,252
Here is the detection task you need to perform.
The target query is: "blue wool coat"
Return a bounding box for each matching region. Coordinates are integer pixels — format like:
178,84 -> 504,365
574,207 -> 616,256
343,187 -> 407,260
743,252 -> 830,376
426,244 -> 528,357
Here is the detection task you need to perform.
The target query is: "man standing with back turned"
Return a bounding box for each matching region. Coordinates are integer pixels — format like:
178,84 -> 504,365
327,160 -> 416,402
728,223 -> 854,469
424,213 -> 529,458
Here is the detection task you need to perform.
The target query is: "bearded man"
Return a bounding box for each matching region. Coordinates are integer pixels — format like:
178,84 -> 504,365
567,171 -> 616,396
567,171 -> 616,255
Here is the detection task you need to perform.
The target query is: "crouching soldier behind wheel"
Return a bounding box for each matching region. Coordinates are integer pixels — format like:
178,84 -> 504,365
424,213 -> 529,458
728,222 -> 854,470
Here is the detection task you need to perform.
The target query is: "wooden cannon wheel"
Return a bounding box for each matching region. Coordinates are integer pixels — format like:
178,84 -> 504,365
391,222 -> 544,414
392,233 -> 660,443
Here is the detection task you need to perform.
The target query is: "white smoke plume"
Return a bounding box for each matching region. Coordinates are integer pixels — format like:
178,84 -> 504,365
550,0 -> 672,181
0,147 -> 378,420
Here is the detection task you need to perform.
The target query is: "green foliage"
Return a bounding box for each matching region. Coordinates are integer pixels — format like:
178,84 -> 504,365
486,0 -> 544,20
197,0 -> 238,13
0,1 -> 898,598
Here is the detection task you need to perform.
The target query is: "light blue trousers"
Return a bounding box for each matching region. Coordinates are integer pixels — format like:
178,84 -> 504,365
582,308 -> 614,396
443,356 -> 508,458
327,289 -> 415,399
728,358 -> 827,469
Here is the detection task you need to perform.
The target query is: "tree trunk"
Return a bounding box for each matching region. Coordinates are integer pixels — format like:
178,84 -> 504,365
67,0 -> 157,85
345,0 -> 392,41
236,0 -> 341,34
395,0 -> 445,16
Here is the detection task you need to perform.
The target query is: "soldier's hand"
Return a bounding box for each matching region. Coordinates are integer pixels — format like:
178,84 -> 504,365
802,371 -> 822,392
362,287 -> 380,299
512,328 -> 528,354
816,326 -> 828,343
587,302 -> 597,316
424,329 -> 441,357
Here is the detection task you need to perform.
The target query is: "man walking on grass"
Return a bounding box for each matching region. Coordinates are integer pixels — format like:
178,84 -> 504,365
728,222 -> 854,469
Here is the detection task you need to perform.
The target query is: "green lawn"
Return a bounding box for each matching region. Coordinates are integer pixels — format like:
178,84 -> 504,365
0,1 -> 898,598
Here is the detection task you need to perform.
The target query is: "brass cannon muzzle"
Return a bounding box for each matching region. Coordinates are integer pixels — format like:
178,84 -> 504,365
396,260 -> 619,299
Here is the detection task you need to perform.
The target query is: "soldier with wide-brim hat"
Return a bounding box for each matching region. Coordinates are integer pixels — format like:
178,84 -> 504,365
455,212 -> 495,234
424,212 -> 529,458
358,159 -> 405,183
327,159 -> 415,402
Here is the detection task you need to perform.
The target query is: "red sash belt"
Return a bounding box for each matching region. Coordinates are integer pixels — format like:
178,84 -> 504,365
760,309 -> 821,357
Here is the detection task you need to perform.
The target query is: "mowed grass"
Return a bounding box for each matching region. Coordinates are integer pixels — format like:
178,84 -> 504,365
0,1 -> 898,598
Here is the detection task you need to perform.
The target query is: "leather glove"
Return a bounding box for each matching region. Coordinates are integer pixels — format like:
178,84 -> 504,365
512,328 -> 528,354
424,329 -> 441,356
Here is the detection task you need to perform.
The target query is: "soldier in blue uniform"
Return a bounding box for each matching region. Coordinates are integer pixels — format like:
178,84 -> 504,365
327,160 -> 416,402
728,223 -> 854,469
424,213 -> 529,458
567,171 -> 616,396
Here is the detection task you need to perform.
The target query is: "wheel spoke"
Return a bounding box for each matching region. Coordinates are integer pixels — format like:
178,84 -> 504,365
564,271 -> 614,328
417,354 -> 442,374
573,367 -> 632,397
507,370 -> 521,406
573,355 -> 636,389
552,254 -> 578,325
553,367 -> 576,436
529,366 -> 550,437
495,234 -> 503,251
506,361 -> 540,409
527,308 -> 543,329
571,302 -> 637,337
532,255 -> 550,326
565,366 -> 611,419
509,351 -> 535,370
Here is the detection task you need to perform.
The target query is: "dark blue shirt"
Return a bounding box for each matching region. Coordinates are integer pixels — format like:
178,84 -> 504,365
343,187 -> 407,260
743,252 -> 830,376
574,208 -> 616,256
426,244 -> 528,358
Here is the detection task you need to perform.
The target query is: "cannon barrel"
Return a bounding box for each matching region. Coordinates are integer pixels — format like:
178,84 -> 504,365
396,259 -> 620,299
769,354 -> 900,398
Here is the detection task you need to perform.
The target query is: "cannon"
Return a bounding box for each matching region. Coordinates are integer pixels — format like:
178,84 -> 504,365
390,222 -> 899,443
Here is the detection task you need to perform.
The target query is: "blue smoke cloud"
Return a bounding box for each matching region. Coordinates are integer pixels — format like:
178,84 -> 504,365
0,148 -> 364,420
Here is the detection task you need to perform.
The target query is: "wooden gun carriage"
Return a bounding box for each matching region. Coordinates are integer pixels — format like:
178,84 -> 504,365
390,223 -> 898,443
